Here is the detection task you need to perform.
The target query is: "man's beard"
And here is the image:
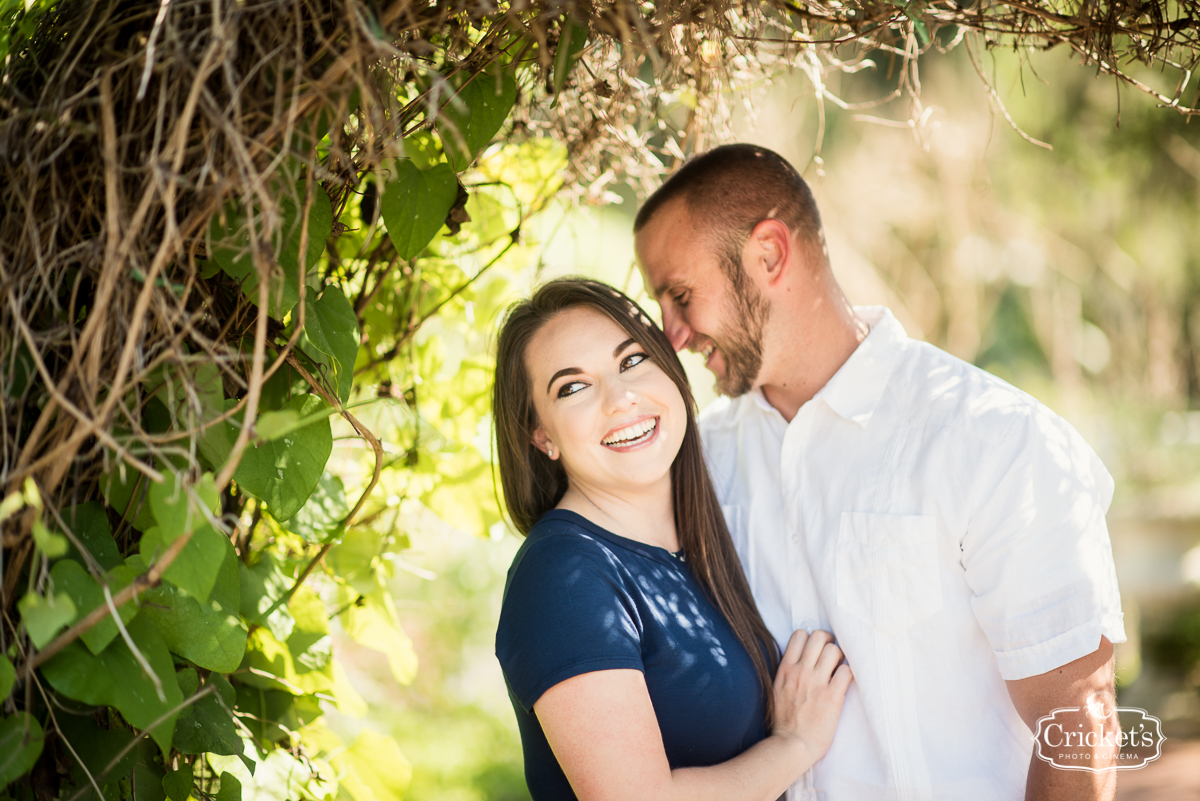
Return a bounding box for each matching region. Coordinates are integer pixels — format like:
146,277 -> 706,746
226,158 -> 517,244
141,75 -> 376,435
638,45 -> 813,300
713,254 -> 770,397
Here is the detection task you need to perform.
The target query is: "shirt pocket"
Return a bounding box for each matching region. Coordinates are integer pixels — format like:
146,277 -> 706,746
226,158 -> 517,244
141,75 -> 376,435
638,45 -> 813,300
836,512 -> 942,634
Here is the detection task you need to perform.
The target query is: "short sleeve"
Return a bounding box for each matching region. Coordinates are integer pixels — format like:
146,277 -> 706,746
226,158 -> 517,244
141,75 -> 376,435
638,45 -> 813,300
496,533 -> 645,711
961,407 -> 1126,681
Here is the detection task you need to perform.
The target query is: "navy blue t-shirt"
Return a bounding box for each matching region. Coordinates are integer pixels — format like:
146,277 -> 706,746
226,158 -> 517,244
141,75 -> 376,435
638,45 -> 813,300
496,509 -> 768,800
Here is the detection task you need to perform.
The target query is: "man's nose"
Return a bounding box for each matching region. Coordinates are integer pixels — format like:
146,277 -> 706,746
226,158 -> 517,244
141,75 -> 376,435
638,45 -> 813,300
659,304 -> 690,353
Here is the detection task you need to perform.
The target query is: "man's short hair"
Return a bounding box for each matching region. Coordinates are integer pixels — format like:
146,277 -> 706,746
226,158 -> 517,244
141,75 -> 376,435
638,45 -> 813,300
634,144 -> 824,279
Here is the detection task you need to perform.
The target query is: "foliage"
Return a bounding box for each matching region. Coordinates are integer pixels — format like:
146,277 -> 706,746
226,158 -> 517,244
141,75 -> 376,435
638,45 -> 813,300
0,0 -> 568,797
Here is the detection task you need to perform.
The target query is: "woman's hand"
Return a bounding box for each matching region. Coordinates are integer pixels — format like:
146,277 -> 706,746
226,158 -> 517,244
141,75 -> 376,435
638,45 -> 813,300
534,635 -> 852,801
770,629 -> 853,764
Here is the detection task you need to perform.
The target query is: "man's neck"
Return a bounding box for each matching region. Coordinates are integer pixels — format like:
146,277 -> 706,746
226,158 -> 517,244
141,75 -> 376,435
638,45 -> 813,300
759,297 -> 868,423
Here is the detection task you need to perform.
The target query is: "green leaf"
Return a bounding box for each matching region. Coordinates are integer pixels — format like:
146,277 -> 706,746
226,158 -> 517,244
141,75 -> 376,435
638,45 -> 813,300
147,360 -> 226,440
56,714 -> 137,801
239,627 -> 332,695
0,490 -> 23,525
303,286 -> 359,404
403,132 -> 443,170
232,394 -> 333,521
287,587 -> 331,674
0,715 -> 44,787
18,590 -> 76,648
139,522 -> 227,605
198,399 -> 239,475
215,772 -> 242,801
100,467 -> 155,532
209,182 -> 333,319
332,730 -> 411,801
41,616 -> 183,755
32,519 -> 68,558
287,472 -> 349,543
327,527 -> 384,594
149,471 -> 219,544
232,685 -> 320,748
438,65 -> 518,165
172,671 -> 242,756
380,161 -> 458,260
239,553 -> 295,642
0,655 -> 14,701
162,764 -> 193,801
552,18 -> 589,100
340,591 -> 417,685
234,685 -> 295,746
50,560 -> 138,655
132,740 -> 167,801
331,660 -> 368,718
61,502 -> 123,571
139,535 -> 246,672
253,409 -> 303,442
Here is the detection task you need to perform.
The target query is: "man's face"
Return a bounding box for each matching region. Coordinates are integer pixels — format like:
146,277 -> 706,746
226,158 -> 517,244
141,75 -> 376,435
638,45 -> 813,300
635,200 -> 770,397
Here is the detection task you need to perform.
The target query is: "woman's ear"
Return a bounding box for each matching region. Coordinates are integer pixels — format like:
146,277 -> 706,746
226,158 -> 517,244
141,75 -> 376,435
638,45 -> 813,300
530,427 -> 558,460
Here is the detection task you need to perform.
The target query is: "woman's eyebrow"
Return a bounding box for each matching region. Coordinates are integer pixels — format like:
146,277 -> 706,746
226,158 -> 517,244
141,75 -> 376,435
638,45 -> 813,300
546,367 -> 582,394
613,338 -> 636,357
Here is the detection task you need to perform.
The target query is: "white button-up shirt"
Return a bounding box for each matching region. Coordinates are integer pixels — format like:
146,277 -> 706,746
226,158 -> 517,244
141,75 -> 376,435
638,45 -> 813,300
699,306 -> 1126,801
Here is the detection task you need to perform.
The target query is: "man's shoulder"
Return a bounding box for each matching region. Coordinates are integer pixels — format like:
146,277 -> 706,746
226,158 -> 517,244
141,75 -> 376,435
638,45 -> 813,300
897,340 -> 1057,445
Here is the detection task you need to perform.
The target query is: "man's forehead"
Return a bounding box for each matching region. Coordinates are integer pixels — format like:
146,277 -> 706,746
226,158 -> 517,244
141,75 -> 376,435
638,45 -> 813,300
636,201 -> 710,296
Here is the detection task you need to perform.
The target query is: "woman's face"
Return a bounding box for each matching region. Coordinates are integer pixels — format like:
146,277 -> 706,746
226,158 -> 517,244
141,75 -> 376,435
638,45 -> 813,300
525,306 -> 687,498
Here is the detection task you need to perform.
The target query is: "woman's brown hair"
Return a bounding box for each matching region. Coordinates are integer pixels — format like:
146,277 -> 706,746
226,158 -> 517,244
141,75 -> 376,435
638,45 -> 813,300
492,277 -> 782,723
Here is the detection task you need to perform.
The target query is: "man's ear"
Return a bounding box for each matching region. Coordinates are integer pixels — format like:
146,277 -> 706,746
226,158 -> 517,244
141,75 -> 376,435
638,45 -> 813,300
530,426 -> 557,460
745,218 -> 793,288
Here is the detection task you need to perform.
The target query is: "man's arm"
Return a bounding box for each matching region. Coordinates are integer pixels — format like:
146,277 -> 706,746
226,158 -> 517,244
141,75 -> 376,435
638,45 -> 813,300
1005,636 -> 1117,801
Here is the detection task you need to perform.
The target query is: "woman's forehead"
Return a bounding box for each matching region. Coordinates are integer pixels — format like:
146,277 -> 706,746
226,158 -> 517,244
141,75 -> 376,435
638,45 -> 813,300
526,306 -> 632,372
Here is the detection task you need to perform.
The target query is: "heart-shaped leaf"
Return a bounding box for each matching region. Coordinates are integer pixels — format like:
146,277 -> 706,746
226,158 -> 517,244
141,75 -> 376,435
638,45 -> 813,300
380,161 -> 458,260
303,286 -> 360,404
438,65 -> 518,165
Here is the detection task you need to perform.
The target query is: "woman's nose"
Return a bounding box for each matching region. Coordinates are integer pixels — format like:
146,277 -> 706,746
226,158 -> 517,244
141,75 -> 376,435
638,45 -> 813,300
602,382 -> 639,414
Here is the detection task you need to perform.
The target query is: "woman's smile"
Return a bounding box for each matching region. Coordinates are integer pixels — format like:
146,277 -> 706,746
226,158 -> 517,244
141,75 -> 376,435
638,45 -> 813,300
601,415 -> 659,449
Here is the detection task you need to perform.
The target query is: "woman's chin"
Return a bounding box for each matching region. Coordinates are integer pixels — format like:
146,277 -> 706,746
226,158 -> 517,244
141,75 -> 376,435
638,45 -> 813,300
589,444 -> 680,493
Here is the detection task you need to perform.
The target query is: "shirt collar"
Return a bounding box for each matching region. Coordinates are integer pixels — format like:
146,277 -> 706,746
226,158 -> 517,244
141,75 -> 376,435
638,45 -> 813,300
812,306 -> 907,429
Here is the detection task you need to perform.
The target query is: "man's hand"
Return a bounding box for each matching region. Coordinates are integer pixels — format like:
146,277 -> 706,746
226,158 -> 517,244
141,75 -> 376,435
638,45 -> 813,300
1005,636 -> 1117,801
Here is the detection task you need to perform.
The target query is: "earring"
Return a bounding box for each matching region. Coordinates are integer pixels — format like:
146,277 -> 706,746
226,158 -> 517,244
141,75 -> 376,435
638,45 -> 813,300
547,446 -> 555,458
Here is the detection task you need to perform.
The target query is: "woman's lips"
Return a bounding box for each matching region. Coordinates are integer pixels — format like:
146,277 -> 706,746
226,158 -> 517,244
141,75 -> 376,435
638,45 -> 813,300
601,416 -> 660,450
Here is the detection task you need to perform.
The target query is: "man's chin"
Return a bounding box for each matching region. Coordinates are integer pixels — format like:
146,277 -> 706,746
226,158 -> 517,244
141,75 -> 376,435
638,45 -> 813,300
714,372 -> 755,398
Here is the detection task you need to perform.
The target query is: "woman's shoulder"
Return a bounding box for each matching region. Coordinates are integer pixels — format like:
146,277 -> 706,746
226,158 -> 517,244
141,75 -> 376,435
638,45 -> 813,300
509,510 -> 623,577
498,511 -> 643,648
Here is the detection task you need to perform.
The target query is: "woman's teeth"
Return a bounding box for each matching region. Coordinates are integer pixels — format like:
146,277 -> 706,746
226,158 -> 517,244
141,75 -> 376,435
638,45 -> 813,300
603,418 -> 657,446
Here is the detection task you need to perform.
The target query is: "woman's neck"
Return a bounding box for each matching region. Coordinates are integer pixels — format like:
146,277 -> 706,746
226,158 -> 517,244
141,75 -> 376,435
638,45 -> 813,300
557,479 -> 678,552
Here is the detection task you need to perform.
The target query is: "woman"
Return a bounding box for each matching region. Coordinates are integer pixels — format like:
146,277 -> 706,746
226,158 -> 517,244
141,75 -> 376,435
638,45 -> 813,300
493,279 -> 851,801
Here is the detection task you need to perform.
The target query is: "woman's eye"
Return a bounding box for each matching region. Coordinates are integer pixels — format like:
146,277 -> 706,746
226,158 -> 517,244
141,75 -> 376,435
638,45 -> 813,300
621,352 -> 649,371
557,381 -> 587,398
673,292 -> 689,307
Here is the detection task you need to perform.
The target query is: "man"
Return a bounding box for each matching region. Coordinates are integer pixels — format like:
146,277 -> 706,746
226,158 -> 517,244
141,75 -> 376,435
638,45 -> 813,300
634,144 -> 1126,801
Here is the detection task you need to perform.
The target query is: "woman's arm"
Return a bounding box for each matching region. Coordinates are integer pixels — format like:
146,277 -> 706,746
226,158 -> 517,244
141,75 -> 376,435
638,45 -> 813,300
534,629 -> 852,801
